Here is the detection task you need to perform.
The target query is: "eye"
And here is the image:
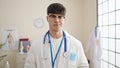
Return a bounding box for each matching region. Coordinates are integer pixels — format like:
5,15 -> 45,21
49,15 -> 56,18
58,16 -> 62,19
58,16 -> 65,19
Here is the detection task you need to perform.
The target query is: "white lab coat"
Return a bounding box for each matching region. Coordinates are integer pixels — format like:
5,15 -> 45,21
86,28 -> 102,68
24,31 -> 89,68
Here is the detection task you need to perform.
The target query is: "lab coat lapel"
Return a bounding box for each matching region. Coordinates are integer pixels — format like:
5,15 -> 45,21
58,36 -> 70,68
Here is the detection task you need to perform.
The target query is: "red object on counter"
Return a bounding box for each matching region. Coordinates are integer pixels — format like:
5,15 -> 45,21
19,38 -> 29,41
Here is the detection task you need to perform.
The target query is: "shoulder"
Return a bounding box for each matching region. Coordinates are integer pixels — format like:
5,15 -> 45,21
65,32 -> 86,54
65,31 -> 82,45
65,32 -> 85,57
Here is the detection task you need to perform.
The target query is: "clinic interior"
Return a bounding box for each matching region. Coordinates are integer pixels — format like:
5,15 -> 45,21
1,0 -> 119,68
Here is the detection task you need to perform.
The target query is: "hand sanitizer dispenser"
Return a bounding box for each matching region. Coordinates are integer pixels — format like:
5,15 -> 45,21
5,61 -> 10,68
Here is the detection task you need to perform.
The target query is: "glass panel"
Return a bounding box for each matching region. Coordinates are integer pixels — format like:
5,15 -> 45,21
109,51 -> 115,65
99,27 -> 103,34
116,40 -> 120,53
98,0 -> 103,4
98,4 -> 103,15
109,26 -> 115,38
97,0 -> 120,68
101,61 -> 108,68
109,12 -> 115,25
116,10 -> 120,24
109,64 -> 115,68
102,38 -> 108,49
116,0 -> 120,10
103,14 -> 108,25
109,0 -> 115,12
116,25 -> 120,38
109,39 -> 115,51
103,0 -> 107,2
98,15 -> 103,26
100,27 -> 104,37
102,50 -> 108,61
103,1 -> 108,13
102,26 -> 109,37
116,54 -> 120,67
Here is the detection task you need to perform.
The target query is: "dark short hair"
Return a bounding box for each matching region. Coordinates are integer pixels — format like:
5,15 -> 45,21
47,3 -> 66,16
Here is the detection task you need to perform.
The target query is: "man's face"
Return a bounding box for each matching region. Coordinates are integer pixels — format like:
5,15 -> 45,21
47,13 -> 65,32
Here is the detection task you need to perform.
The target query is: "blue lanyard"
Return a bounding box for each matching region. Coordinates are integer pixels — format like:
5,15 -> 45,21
48,32 -> 63,68
43,31 -> 67,68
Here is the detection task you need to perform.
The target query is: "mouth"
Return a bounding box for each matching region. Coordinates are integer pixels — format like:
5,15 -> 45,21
53,24 -> 60,26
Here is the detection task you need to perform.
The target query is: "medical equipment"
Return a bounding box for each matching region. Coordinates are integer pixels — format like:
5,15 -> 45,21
43,31 -> 67,68
43,31 -> 67,52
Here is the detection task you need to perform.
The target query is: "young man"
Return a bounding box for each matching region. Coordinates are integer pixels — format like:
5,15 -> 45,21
24,3 -> 89,68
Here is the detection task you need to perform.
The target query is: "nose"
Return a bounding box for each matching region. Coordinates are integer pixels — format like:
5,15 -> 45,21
54,17 -> 59,23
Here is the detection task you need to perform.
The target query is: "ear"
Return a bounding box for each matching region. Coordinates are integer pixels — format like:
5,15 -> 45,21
63,17 -> 66,24
46,16 -> 49,22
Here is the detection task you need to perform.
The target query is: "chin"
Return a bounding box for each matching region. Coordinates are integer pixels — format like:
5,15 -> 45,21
53,29 -> 61,32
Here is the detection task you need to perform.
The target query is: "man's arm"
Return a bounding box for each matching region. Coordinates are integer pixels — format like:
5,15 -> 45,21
77,42 -> 89,68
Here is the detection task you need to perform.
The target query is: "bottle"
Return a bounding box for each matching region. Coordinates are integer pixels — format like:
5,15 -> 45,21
19,41 -> 24,54
5,61 -> 10,68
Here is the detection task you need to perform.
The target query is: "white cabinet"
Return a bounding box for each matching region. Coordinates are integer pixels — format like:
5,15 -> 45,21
16,53 -> 27,68
0,50 -> 27,68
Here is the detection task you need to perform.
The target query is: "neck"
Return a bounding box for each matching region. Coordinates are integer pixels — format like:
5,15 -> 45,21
49,30 -> 63,39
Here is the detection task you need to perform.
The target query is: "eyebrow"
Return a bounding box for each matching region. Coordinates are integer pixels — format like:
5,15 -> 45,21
48,14 -> 65,18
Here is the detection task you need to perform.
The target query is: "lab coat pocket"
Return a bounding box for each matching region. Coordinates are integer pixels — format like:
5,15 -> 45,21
68,52 -> 77,68
41,57 -> 51,68
68,60 -> 77,68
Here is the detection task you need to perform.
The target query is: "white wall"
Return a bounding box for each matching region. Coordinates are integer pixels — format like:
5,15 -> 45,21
0,0 -> 96,59
0,0 -> 84,43
82,0 -> 97,59
0,0 -> 97,68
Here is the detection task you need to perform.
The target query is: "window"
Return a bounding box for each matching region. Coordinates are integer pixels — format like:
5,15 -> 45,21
97,0 -> 120,68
